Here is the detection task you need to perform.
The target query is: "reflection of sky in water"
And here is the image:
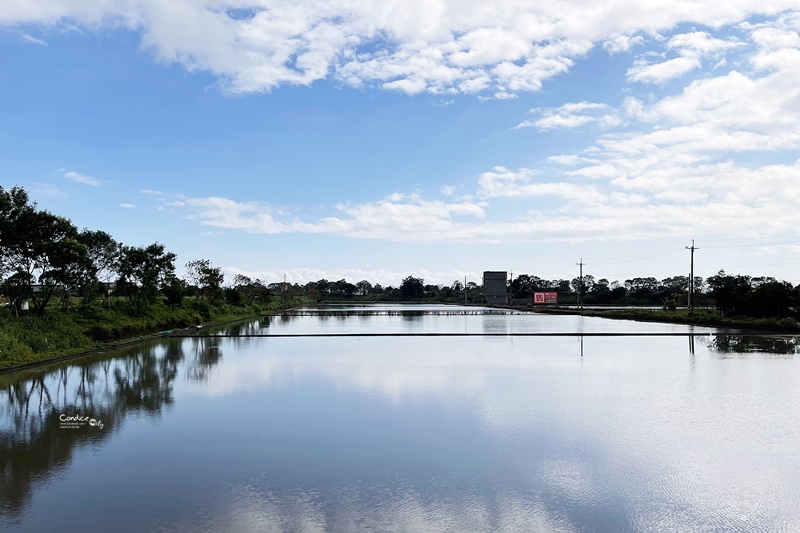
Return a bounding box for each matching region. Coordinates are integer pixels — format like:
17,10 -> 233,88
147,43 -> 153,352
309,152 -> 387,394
248,309 -> 719,335
2,311 -> 799,532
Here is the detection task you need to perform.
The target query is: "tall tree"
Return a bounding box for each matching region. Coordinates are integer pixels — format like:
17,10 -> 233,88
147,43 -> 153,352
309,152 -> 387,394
185,259 -> 224,302
233,274 -> 268,305
76,229 -> 120,306
400,276 -> 425,299
118,243 -> 176,313
1,197 -> 87,315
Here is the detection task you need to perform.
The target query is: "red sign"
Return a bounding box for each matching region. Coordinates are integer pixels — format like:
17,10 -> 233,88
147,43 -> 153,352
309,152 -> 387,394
533,292 -> 558,304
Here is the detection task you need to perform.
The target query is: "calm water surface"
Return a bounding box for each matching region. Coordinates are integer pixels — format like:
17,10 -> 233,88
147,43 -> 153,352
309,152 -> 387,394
2,305 -> 799,532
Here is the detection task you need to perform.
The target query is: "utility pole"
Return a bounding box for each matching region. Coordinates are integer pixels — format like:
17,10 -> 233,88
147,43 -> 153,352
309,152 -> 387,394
464,275 -> 467,304
686,240 -> 698,314
576,259 -> 584,310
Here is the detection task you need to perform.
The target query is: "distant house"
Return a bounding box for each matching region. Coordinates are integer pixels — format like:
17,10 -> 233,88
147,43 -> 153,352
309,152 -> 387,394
483,271 -> 508,305
100,281 -> 117,293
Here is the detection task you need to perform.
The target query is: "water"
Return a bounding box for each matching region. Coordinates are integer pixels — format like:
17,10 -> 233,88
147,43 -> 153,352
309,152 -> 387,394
1,305 -> 799,532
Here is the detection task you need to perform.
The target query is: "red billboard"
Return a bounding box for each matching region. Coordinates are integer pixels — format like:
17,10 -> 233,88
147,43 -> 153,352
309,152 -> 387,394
533,292 -> 558,304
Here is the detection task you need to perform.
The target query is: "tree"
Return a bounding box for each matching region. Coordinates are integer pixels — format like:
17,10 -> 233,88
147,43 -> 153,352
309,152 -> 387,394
424,284 -> 441,298
185,259 -> 224,302
162,274 -> 186,306
661,276 -> 689,293
706,270 -> 751,316
571,274 -> 595,298
510,274 -> 534,298
118,243 -> 176,313
356,280 -> 372,296
233,274 -> 268,305
0,186 -> 36,283
589,278 -> 612,303
331,279 -> 357,297
312,279 -> 331,297
400,276 -> 425,299
749,280 -> 796,318
76,229 -> 120,306
0,194 -> 87,315
624,277 -> 659,301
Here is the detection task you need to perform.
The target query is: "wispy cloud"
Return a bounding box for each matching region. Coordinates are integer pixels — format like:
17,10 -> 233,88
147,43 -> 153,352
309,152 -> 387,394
118,203 -> 137,209
62,170 -> 103,186
21,34 -> 47,46
515,102 -> 621,131
31,182 -> 67,198
627,31 -> 742,84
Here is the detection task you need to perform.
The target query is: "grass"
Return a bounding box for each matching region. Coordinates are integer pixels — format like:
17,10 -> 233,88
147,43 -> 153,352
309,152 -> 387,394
0,296 -> 309,371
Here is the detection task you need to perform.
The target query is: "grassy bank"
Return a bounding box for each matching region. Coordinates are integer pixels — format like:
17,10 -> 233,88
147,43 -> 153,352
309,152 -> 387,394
0,296 -> 309,371
541,307 -> 800,332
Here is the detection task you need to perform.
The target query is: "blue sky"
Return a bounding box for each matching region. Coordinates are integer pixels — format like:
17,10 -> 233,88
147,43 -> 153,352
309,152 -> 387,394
1,1 -> 799,287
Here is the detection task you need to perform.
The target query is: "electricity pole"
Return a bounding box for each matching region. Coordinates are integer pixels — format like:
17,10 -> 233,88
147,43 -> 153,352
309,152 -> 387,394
576,259 -> 584,310
686,240 -> 698,314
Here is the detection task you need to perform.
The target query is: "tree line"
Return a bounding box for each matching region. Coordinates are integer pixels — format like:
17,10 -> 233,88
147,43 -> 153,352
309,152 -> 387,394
0,186 -> 275,317
261,273 -> 800,320
3,185 -> 798,320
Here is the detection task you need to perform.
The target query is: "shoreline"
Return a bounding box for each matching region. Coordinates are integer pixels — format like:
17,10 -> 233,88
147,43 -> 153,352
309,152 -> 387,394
0,313 -> 265,375
5,302 -> 798,375
530,306 -> 800,334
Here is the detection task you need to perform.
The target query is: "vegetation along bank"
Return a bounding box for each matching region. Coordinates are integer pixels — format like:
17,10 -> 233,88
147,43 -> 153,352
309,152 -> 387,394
3,184 -> 800,369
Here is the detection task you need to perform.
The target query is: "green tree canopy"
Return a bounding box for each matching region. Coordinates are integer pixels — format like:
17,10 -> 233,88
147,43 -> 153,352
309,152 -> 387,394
400,276 -> 425,299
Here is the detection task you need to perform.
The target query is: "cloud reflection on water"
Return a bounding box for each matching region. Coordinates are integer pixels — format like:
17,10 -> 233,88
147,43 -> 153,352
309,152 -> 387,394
188,330 -> 800,531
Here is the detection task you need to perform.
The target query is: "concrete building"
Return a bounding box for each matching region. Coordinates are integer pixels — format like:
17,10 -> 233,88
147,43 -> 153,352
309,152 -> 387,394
482,271 -> 508,305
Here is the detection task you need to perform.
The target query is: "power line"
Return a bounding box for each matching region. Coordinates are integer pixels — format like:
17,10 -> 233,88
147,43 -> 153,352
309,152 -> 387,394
703,239 -> 800,249
588,247 -> 684,265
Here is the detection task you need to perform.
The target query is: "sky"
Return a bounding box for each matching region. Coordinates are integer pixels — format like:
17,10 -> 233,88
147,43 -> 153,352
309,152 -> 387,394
1,1 -> 799,287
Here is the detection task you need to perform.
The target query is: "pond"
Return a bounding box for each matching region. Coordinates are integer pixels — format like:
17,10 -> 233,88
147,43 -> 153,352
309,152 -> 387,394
2,305 -> 799,532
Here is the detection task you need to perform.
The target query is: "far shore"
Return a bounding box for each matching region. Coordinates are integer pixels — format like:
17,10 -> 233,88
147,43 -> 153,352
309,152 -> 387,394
4,301 -> 799,376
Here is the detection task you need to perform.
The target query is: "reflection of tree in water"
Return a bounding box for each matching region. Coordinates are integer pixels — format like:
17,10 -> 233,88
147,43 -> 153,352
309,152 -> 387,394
224,319 -> 264,337
185,336 -> 224,382
401,311 -> 425,321
0,336 -> 224,522
202,319 -> 265,351
706,335 -> 799,355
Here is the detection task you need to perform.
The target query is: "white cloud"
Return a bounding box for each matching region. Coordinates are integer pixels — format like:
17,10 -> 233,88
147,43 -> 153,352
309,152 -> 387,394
627,31 -> 742,84
547,155 -> 599,166
627,56 -> 701,84
603,33 -> 644,53
0,0 -> 796,95
105,11 -> 800,251
223,266 -> 480,287
516,102 -> 620,131
62,169 -> 103,186
118,203 -> 137,208
668,31 -> 741,56
21,33 -> 47,45
179,192 -> 487,242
